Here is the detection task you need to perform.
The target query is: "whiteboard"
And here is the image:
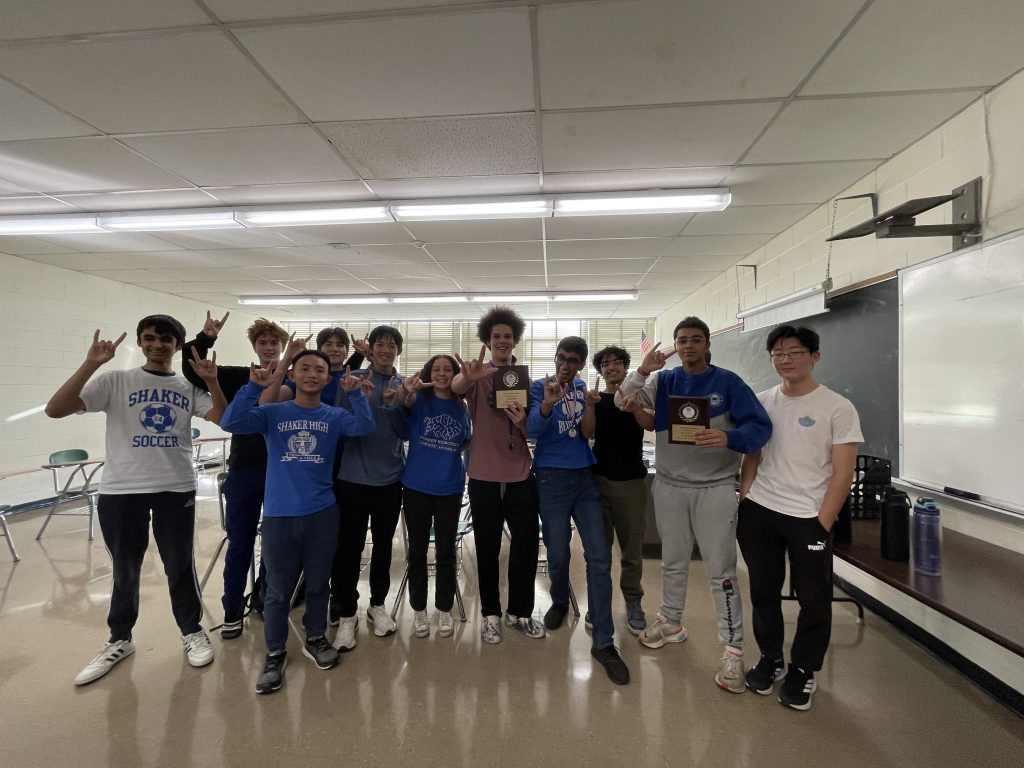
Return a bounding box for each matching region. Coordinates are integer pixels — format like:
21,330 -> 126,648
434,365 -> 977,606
900,230 -> 1024,513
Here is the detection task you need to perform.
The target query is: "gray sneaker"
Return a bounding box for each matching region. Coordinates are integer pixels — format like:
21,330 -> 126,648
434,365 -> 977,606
625,600 -> 646,634
504,613 -> 546,639
638,613 -> 687,649
480,615 -> 502,644
715,647 -> 746,693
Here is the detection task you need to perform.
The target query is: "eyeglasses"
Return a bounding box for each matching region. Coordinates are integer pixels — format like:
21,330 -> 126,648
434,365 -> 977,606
675,335 -> 706,346
554,355 -> 583,369
769,350 -> 809,361
599,359 -> 624,368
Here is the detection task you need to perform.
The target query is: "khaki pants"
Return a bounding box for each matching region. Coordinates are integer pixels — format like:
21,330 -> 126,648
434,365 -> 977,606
596,476 -> 648,603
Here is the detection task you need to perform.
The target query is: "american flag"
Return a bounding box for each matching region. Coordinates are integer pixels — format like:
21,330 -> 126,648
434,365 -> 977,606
640,329 -> 652,355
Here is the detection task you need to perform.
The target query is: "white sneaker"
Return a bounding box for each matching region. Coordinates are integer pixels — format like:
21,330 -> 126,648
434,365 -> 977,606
366,604 -> 397,637
182,629 -> 215,668
413,610 -> 430,638
438,611 -> 455,638
715,647 -> 746,694
333,614 -> 358,651
75,640 -> 135,686
480,614 -> 502,645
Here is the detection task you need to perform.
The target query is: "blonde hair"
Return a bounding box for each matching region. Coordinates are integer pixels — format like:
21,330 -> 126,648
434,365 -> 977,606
246,318 -> 289,346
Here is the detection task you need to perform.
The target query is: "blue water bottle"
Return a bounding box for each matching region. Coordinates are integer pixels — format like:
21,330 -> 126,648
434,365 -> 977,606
912,498 -> 942,576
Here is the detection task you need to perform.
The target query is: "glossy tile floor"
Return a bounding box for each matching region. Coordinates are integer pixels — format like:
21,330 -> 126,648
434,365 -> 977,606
1,474 -> 1021,768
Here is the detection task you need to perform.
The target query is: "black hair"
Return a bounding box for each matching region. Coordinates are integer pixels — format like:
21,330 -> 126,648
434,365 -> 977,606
673,316 -> 710,341
592,345 -> 631,372
289,349 -> 331,370
369,324 -> 403,354
557,335 -> 588,360
477,305 -> 526,344
137,314 -> 185,347
316,327 -> 350,350
765,325 -> 820,354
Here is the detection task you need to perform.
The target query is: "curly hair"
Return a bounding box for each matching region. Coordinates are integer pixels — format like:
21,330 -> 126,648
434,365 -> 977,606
477,305 -> 525,344
246,318 -> 289,346
591,345 -> 630,372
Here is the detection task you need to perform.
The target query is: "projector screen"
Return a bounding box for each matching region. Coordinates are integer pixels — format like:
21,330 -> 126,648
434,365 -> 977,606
900,231 -> 1024,514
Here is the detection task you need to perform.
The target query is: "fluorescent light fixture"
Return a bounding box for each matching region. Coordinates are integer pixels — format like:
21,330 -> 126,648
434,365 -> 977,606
0,215 -> 104,234
313,296 -> 390,305
552,292 -> 638,302
392,198 -> 552,221
392,295 -> 470,304
736,280 -> 831,333
238,295 -> 391,306
554,189 -> 731,216
237,205 -> 391,227
469,294 -> 551,303
98,210 -> 242,231
238,297 -> 313,306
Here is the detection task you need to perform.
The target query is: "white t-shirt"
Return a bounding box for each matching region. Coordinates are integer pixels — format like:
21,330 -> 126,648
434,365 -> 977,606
80,368 -> 213,494
747,384 -> 862,518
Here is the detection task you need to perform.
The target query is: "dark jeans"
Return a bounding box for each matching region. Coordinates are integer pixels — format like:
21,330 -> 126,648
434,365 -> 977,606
737,497 -> 834,671
261,505 -> 339,652
403,487 -> 462,612
468,477 -> 539,618
535,467 -> 614,649
98,492 -> 203,642
332,480 -> 402,616
221,468 -> 265,614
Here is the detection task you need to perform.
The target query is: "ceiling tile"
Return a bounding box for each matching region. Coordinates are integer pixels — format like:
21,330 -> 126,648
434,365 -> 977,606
338,277 -> 460,293
322,115 -> 537,178
15,252 -> 127,270
0,30 -> 300,132
0,236 -> 80,255
336,262 -> 449,280
203,181 -> 371,205
648,253 -> 742,272
0,80 -> 99,141
542,167 -> 730,194
681,205 -> 816,236
546,214 -> 692,240
802,0 -> 1024,95
0,137 -> 188,193
55,188 -> 220,212
725,161 -> 878,205
152,229 -> 298,249
542,103 -> 780,172
547,273 -> 641,290
424,242 -> 543,262
201,247 -> 330,267
147,267 -> 278,283
0,0 -> 209,40
538,0 -> 862,108
233,10 -> 534,120
87,268 -> 182,283
121,126 -> 357,186
548,258 -> 656,275
663,234 -> 772,257
242,265 -> 351,281
0,196 -> 79,214
743,92 -> 981,164
92,250 -> 233,269
30,232 -> 184,252
405,218 -> 542,244
308,243 -> 429,265
207,1 -> 482,22
273,223 -> 415,246
367,175 -> 540,199
257,279 -> 372,293
545,239 -> 669,260
456,275 -> 548,292
439,261 -> 546,278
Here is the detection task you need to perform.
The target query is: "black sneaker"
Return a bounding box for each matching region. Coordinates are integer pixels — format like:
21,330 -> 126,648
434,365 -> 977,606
303,636 -> 341,670
745,654 -> 785,695
220,610 -> 243,640
591,645 -> 630,685
544,603 -> 569,630
255,652 -> 287,694
778,666 -> 817,710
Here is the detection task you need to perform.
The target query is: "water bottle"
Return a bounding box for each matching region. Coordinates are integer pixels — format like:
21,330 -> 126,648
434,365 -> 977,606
912,498 -> 941,576
881,490 -> 910,562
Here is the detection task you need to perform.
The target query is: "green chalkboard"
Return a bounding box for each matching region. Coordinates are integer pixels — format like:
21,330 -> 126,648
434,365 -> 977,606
706,278 -> 899,472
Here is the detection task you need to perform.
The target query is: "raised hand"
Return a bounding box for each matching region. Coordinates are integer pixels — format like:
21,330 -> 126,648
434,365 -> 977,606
202,309 -> 230,339
188,347 -> 219,383
454,345 -> 498,383
352,334 -> 372,361
584,386 -> 602,407
542,375 -> 568,409
401,372 -> 434,395
637,341 -> 668,376
340,366 -> 362,392
382,375 -> 400,406
85,329 -> 127,366
249,361 -> 277,388
282,332 -> 313,365
618,393 -> 643,414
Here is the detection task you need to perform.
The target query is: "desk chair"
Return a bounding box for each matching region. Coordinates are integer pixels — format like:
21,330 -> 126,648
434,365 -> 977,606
36,450 -> 103,541
0,505 -> 19,561
391,493 -> 474,622
200,472 -> 229,593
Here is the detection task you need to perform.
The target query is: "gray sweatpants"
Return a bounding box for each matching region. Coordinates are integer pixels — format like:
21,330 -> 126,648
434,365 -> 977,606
652,477 -> 743,649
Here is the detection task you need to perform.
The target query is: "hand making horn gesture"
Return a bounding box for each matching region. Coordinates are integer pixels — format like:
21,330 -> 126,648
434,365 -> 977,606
584,372 -> 602,407
382,375 -> 400,406
352,334 -> 372,361
542,375 -> 568,410
401,372 -> 434,395
454,345 -> 498,383
85,329 -> 127,366
281,332 -> 313,365
637,341 -> 669,376
249,361 -> 277,388
202,309 -> 230,339
188,347 -> 218,384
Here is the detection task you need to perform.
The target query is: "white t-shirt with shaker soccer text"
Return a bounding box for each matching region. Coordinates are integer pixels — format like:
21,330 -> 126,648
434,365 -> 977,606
79,368 -> 213,494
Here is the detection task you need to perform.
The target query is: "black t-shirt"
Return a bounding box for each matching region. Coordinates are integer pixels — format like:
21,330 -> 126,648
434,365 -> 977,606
592,392 -> 648,481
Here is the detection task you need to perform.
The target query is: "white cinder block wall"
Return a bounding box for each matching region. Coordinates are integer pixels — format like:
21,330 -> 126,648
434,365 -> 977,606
655,67 -> 1024,343
0,255 -> 261,506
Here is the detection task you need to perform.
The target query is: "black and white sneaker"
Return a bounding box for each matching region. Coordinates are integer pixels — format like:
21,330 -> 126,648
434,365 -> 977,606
221,610 -> 243,640
778,667 -> 817,710
745,654 -> 785,695
303,636 -> 341,670
75,640 -> 135,686
255,652 -> 287,694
